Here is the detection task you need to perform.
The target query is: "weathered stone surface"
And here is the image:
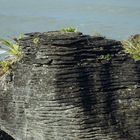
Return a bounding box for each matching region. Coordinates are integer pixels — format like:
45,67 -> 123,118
0,31 -> 140,140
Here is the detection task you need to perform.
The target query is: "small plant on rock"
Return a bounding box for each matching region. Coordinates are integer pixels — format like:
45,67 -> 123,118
0,38 -> 22,60
0,60 -> 12,74
99,54 -> 112,61
17,33 -> 25,40
122,35 -> 140,61
0,38 -> 22,76
61,27 -> 77,33
33,37 -> 40,44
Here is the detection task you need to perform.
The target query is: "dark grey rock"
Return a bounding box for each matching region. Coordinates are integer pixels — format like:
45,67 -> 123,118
0,130 -> 15,140
0,31 -> 140,140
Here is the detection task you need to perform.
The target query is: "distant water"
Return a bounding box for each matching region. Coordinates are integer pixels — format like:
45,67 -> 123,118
0,0 -> 140,55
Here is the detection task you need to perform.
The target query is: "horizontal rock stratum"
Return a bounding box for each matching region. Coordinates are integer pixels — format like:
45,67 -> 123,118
0,31 -> 140,140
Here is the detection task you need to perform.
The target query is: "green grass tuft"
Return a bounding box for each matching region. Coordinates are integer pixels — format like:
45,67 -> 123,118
122,35 -> 140,61
0,38 -> 22,59
61,27 -> 77,33
0,60 -> 12,74
0,38 -> 22,76
33,37 -> 40,44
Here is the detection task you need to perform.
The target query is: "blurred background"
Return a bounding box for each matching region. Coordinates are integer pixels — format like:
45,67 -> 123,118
0,0 -> 140,40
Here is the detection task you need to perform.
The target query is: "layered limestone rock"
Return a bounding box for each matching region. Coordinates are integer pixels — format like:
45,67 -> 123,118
0,31 -> 140,140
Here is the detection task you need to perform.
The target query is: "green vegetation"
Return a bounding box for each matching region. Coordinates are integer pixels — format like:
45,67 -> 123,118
17,33 -> 25,40
0,60 -> 12,74
99,54 -> 112,61
0,39 -> 22,59
33,37 -> 40,44
122,35 -> 140,61
61,27 -> 77,33
0,38 -> 22,75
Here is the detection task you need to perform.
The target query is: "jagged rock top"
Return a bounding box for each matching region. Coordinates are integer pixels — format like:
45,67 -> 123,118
19,31 -> 106,46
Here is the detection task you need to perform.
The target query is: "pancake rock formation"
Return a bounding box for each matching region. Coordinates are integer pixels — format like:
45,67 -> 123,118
0,31 -> 140,140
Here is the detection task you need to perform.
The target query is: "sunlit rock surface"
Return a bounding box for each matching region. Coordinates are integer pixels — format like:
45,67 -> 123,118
0,31 -> 140,140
